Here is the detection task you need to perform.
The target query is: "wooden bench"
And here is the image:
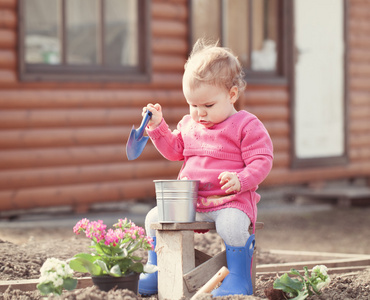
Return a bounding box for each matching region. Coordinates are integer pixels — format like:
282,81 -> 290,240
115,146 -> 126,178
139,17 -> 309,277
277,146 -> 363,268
151,221 -> 264,300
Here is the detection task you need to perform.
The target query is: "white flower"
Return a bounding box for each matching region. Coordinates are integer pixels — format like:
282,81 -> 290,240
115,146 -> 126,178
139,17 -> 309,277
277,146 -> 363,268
312,265 -> 328,276
38,258 -> 73,287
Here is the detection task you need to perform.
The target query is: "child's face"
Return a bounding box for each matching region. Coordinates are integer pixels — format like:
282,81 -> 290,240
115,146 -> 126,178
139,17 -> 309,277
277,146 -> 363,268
183,83 -> 238,128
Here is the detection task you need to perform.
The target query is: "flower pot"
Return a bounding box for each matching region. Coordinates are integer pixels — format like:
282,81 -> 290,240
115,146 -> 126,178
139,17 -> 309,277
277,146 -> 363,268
92,273 -> 140,293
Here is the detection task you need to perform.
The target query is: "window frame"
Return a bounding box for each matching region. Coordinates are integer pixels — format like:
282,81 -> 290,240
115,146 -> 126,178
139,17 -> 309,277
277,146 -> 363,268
189,0 -> 292,85
18,0 -> 151,82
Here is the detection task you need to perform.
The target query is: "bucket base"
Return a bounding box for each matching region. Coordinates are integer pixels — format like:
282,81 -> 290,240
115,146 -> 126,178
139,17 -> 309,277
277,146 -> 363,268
154,180 -> 199,223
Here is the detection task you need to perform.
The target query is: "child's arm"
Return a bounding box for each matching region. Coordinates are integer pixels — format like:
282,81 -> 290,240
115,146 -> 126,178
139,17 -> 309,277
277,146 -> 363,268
219,119 -> 273,194
143,103 -> 185,161
142,103 -> 163,129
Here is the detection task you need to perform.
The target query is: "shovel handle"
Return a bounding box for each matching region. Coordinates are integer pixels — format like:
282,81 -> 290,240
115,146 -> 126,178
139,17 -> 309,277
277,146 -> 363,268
136,110 -> 152,139
191,266 -> 229,299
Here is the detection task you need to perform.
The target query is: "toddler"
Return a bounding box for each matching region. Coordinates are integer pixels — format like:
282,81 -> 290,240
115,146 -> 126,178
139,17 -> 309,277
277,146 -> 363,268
138,39 -> 273,297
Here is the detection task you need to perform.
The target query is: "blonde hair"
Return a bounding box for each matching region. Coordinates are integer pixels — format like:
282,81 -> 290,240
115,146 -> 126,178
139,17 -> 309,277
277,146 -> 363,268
183,39 -> 246,94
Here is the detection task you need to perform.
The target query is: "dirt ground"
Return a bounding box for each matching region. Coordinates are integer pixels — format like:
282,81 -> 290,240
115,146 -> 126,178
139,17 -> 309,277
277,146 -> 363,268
0,202 -> 369,299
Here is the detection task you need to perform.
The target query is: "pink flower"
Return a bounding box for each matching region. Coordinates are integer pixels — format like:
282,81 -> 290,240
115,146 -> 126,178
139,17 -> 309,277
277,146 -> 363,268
86,220 -> 106,243
145,236 -> 155,250
105,228 -> 125,246
73,218 -> 89,234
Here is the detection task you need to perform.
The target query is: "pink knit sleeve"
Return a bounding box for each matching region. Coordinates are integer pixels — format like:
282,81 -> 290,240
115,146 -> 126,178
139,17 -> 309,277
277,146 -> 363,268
146,119 -> 185,161
237,119 -> 274,192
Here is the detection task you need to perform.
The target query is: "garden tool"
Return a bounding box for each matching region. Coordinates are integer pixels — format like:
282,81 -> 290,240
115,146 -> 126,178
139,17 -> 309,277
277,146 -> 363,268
126,110 -> 152,160
212,234 -> 255,296
191,266 -> 229,300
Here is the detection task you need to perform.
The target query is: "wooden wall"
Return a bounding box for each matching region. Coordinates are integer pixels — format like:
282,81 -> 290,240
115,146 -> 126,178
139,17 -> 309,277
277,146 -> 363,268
0,0 -> 369,212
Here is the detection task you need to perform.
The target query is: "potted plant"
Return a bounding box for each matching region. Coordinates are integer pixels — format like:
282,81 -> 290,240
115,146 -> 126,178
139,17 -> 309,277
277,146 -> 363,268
69,218 -> 156,293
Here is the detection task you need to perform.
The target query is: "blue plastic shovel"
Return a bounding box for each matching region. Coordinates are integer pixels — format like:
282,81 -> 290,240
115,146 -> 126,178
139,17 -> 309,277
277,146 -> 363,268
126,110 -> 152,160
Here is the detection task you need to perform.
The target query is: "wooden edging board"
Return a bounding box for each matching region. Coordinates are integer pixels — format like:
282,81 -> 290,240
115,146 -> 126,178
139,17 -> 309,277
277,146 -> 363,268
0,277 -> 92,293
257,250 -> 370,274
1,250 -> 369,293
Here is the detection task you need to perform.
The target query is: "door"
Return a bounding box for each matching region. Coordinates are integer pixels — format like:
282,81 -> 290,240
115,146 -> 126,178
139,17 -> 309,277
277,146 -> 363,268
293,0 -> 346,166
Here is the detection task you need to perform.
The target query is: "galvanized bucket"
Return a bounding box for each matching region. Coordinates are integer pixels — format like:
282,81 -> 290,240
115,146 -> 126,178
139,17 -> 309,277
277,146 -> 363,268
154,180 -> 199,223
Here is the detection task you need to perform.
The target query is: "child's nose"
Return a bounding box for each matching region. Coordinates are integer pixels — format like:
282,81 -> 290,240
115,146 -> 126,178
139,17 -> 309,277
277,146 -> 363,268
198,108 -> 207,117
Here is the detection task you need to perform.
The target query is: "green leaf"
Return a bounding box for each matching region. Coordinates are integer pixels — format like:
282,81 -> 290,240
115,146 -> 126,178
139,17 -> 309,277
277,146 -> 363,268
110,264 -> 122,277
289,289 -> 309,300
37,282 -> 57,295
63,277 -> 78,291
129,262 -> 144,273
69,255 -> 102,276
273,273 -> 303,295
290,269 -> 302,276
131,255 -> 143,261
95,260 -> 111,275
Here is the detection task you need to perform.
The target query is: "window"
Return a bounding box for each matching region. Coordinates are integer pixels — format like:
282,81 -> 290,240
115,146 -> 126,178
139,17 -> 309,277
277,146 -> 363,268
19,0 -> 150,81
190,0 -> 289,81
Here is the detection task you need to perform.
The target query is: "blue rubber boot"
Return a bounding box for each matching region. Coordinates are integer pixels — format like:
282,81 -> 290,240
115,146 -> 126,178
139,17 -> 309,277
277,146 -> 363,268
211,234 -> 255,296
138,237 -> 158,296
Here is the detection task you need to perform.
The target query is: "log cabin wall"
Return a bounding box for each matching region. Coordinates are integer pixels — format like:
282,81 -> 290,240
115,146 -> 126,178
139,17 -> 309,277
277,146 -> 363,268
0,0 -> 369,212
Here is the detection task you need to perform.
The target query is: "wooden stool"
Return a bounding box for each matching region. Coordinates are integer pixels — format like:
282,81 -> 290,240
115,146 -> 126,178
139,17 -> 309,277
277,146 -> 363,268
151,221 -> 264,300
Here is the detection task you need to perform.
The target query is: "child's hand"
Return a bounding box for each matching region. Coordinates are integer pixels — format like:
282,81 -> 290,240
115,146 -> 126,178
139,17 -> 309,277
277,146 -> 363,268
143,103 -> 163,129
219,172 -> 241,194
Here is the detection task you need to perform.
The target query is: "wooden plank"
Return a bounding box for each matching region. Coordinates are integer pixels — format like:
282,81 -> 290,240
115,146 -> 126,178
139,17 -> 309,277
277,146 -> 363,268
286,186 -> 370,206
0,178 -> 159,211
157,230 -> 195,300
152,19 -> 187,37
0,277 -> 93,293
0,144 -> 162,170
0,0 -> 16,9
0,90 -> 185,109
151,221 -> 216,231
243,88 -> 289,106
152,37 -> 187,55
152,1 -> 187,20
257,266 -> 370,277
0,127 -> 132,149
0,160 -> 180,190
0,9 -> 16,29
184,250 -> 227,293
151,221 -> 264,231
247,106 -> 289,122
257,257 -> 370,273
152,54 -> 185,72
0,29 -> 15,48
194,249 -> 212,267
268,249 -> 370,259
0,49 -> 15,69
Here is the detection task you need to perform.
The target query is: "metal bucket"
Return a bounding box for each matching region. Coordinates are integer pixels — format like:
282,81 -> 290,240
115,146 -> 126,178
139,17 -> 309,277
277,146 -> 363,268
154,180 -> 199,223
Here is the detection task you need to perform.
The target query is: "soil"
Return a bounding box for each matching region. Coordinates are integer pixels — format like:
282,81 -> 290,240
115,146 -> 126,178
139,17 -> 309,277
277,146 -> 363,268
0,204 -> 369,299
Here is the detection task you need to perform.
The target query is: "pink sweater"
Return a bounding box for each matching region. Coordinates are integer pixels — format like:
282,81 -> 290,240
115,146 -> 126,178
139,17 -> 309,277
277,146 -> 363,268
147,110 -> 273,224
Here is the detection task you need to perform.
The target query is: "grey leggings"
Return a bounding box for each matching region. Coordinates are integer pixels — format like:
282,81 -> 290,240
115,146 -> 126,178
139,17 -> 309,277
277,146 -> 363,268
145,207 -> 251,247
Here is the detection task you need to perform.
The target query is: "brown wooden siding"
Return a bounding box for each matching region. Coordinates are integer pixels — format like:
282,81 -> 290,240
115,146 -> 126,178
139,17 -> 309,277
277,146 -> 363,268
0,0 -> 186,211
0,0 -> 370,212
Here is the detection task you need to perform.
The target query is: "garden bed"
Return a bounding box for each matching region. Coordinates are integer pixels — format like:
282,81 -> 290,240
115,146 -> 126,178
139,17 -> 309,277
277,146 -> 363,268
0,230 -> 369,299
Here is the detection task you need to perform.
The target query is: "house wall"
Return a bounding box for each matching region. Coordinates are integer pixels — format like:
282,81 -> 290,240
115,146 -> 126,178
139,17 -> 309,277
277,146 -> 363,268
0,0 -> 369,212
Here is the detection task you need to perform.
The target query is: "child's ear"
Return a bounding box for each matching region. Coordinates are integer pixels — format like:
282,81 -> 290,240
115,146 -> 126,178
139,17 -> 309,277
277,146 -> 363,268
229,86 -> 239,104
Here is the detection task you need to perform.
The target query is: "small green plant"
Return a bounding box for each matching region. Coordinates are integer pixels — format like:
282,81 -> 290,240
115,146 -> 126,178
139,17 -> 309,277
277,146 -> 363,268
69,218 -> 156,277
37,258 -> 77,295
273,265 -> 331,300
